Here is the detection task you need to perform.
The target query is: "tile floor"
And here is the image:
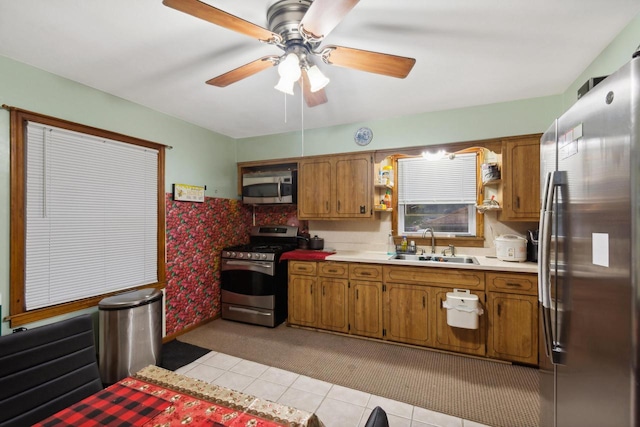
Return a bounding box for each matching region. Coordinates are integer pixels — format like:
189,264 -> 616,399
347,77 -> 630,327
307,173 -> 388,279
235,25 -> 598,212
175,350 -> 490,427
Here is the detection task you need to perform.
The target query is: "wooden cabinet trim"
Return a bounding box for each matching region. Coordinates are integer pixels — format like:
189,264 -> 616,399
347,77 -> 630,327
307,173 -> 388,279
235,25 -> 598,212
349,263 -> 383,281
289,260 -> 317,276
487,272 -> 537,295
383,266 -> 485,290
318,261 -> 349,278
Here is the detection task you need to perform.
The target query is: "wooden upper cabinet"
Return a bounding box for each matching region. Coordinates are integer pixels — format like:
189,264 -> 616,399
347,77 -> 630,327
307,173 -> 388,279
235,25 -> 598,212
334,155 -> 371,217
298,158 -> 332,218
298,153 -> 373,220
499,135 -> 541,221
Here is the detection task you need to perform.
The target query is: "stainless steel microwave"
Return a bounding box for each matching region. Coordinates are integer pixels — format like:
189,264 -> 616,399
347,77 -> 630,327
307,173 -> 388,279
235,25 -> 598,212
242,170 -> 297,204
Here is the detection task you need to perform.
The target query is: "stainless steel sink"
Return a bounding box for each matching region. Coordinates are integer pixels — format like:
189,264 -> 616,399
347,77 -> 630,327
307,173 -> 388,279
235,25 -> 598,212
393,254 -> 479,264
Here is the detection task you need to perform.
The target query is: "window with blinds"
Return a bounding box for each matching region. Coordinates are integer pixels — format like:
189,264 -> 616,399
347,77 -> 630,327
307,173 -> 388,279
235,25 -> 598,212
23,122 -> 159,310
397,153 -> 477,236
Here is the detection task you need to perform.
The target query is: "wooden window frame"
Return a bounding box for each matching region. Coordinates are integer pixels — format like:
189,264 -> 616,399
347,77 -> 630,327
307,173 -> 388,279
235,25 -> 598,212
8,107 -> 167,327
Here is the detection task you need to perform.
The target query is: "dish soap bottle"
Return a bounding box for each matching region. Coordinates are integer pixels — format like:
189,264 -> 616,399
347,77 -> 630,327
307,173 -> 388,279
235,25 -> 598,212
400,235 -> 408,252
387,232 -> 396,255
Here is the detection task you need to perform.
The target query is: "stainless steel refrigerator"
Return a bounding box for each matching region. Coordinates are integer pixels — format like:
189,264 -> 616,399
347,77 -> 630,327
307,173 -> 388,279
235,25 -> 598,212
538,52 -> 640,427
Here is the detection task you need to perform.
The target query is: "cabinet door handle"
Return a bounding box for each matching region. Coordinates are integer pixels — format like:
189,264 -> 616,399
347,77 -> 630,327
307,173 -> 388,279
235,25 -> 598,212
325,201 -> 329,211
506,282 -> 522,287
423,296 -> 426,308
361,272 -> 371,276
322,286 -> 325,296
516,196 -> 520,209
497,303 -> 501,317
337,200 -> 341,211
310,284 -> 313,294
328,269 -> 337,273
356,289 -> 359,299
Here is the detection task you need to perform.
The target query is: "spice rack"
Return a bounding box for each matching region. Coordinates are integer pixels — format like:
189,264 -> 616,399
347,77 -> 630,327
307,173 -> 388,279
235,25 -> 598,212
374,183 -> 393,212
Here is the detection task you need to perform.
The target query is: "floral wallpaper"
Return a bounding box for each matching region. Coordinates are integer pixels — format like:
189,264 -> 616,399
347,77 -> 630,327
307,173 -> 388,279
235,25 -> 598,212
164,195 -> 302,336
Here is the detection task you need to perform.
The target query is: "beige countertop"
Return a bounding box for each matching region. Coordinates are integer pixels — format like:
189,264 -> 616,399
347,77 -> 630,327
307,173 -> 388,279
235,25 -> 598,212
324,251 -> 538,274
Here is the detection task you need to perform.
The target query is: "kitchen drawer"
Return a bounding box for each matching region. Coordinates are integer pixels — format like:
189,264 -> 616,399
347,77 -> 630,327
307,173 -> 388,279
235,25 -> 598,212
383,266 -> 484,290
349,264 -> 383,281
318,262 -> 349,278
289,260 -> 317,276
487,272 -> 537,295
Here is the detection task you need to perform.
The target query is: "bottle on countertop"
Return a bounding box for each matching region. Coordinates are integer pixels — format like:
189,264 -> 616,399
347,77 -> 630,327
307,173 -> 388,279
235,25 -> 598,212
387,232 -> 396,255
400,235 -> 408,252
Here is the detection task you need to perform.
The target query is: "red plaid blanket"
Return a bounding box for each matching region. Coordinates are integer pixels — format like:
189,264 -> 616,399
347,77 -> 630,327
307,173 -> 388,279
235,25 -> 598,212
33,382 -> 171,427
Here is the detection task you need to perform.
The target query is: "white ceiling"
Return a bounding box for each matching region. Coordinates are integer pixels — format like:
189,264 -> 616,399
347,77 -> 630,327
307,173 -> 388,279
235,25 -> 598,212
1,1 -> 638,139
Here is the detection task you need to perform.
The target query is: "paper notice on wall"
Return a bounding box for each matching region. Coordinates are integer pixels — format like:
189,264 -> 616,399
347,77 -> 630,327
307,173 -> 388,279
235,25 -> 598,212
592,233 -> 609,267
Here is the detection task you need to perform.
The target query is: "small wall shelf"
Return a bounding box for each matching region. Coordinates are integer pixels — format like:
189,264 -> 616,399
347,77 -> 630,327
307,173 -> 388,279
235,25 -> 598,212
482,179 -> 502,187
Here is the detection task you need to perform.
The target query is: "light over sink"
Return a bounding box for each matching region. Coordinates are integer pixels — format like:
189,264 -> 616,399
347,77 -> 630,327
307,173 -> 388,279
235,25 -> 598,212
393,254 -> 479,264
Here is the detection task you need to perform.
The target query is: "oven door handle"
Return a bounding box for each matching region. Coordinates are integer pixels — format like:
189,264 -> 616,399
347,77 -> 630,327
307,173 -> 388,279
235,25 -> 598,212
229,306 -> 272,316
222,259 -> 273,270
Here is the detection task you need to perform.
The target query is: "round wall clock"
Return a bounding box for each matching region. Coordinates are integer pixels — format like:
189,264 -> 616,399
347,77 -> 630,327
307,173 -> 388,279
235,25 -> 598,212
354,127 -> 373,146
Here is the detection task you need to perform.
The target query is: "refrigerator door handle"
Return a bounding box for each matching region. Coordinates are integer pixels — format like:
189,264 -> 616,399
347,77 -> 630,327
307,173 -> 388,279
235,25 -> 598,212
538,170 -> 565,364
539,171 -> 554,360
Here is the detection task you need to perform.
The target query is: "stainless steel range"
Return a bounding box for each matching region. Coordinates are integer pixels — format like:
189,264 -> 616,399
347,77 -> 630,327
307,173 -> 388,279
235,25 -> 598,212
220,225 -> 298,327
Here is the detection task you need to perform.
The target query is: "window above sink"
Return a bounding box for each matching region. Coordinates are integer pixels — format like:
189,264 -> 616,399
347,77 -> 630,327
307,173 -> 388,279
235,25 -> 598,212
397,153 -> 477,238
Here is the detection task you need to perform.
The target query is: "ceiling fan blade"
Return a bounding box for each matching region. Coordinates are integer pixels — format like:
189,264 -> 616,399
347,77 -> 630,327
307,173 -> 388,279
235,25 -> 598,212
206,56 -> 277,87
299,69 -> 328,107
322,45 -> 416,79
299,0 -> 360,41
163,0 -> 281,43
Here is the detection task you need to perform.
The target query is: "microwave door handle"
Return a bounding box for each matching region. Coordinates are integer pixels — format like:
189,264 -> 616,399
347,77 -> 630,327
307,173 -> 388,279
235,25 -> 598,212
277,177 -> 282,201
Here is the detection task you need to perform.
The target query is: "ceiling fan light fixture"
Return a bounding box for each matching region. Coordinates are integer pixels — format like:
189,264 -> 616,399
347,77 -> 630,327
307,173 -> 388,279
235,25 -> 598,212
274,76 -> 295,95
306,64 -> 330,92
277,53 -> 302,81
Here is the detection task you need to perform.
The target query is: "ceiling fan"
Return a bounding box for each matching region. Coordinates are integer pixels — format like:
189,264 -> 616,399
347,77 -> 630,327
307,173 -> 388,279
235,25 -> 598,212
162,0 -> 416,107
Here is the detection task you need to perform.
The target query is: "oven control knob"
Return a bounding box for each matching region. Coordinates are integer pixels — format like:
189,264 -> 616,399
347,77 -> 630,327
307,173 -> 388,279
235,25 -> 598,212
230,252 -> 236,257
238,253 -> 244,258
246,253 -> 252,259
261,254 -> 267,260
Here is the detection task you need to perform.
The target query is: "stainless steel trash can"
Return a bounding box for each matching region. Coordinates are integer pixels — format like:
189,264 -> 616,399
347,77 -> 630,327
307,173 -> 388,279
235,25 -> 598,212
98,288 -> 163,384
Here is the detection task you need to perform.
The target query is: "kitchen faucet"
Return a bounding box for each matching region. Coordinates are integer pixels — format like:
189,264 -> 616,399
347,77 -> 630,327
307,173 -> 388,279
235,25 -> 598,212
422,228 -> 435,254
442,244 -> 456,256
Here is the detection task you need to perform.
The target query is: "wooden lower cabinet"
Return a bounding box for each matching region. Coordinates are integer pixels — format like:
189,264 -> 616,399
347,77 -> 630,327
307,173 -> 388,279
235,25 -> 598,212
487,292 -> 538,365
288,261 -> 318,327
288,261 -> 538,365
383,283 -> 433,346
486,272 -> 539,365
317,276 -> 349,333
350,280 -> 383,338
433,287 -> 486,356
288,273 -> 318,327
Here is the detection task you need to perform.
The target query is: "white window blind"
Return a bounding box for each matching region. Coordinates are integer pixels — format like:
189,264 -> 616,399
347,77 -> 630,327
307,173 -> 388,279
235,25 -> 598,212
397,154 -> 477,204
25,122 -> 158,310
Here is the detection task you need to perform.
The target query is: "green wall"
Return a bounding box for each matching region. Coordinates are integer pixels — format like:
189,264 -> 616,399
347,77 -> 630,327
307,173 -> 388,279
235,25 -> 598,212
236,13 -> 640,162
236,95 -> 562,161
0,55 -> 237,335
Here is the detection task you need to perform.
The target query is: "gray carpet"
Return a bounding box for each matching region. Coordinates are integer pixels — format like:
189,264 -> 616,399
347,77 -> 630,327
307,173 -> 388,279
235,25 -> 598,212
179,319 -> 540,427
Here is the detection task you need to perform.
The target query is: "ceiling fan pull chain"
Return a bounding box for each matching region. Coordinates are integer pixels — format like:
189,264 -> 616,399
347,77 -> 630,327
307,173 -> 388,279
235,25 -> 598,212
301,80 -> 305,157
284,92 -> 288,123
